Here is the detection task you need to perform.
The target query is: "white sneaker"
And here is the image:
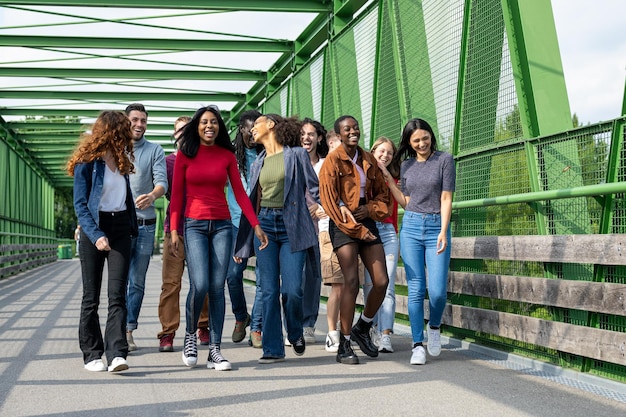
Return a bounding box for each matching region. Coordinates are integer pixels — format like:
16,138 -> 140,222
410,345 -> 426,365
303,327 -> 316,344
84,359 -> 106,372
207,346 -> 232,371
107,357 -> 129,372
369,325 -> 381,348
427,326 -> 441,357
325,330 -> 340,353
126,331 -> 137,352
379,334 -> 394,353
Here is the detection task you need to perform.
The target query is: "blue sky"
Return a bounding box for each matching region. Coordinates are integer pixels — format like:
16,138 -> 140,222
552,0 -> 626,124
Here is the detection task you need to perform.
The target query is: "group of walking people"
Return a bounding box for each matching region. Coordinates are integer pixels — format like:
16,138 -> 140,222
68,104 -> 455,373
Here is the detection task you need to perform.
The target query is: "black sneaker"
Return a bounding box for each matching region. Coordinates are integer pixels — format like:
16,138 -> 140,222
336,334 -> 359,365
350,317 -> 379,357
292,335 -> 306,356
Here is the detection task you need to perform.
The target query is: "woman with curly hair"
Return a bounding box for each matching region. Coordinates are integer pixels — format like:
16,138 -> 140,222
235,114 -> 320,364
67,110 -> 138,373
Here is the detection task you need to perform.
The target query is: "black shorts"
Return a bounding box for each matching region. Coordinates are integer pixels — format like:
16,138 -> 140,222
329,216 -> 382,250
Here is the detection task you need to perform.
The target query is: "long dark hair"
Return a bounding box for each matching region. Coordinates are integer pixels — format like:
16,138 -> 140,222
234,109 -> 262,179
265,113 -> 302,147
392,118 -> 438,165
178,106 -> 234,158
302,117 -> 329,158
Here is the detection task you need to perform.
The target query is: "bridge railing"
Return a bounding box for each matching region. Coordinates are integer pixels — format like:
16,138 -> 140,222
0,232 -> 57,279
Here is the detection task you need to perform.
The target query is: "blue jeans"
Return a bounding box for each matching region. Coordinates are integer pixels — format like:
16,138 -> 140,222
363,222 -> 398,332
250,267 -> 263,332
400,212 -> 450,343
126,223 -> 155,331
254,208 -> 306,358
302,244 -> 321,328
225,225 -> 249,322
184,218 -> 232,345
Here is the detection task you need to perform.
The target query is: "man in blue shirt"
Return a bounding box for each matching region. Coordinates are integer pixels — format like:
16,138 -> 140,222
125,103 -> 168,351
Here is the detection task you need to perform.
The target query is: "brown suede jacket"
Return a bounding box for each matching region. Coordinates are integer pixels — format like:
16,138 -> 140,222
319,145 -> 390,240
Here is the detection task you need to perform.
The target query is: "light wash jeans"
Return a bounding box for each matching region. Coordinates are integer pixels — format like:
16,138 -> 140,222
184,218 -> 232,345
254,208 -> 305,358
400,212 -> 450,344
363,221 -> 398,332
126,223 -> 155,331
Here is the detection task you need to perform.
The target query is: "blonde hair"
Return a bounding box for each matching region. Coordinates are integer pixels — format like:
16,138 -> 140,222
370,136 -> 399,179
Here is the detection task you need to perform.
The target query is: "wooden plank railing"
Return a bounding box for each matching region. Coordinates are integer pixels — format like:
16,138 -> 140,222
242,234 -> 626,366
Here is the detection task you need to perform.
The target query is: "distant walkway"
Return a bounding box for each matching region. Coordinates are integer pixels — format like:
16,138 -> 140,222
1,259 -> 626,417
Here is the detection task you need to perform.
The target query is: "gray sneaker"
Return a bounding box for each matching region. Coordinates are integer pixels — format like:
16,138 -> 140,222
303,327 -> 316,344
126,331 -> 137,352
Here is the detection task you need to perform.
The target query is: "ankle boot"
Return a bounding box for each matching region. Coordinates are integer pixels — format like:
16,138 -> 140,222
350,317 -> 379,357
336,334 -> 359,364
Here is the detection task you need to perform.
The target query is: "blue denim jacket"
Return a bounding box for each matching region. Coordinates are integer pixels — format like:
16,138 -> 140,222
73,159 -> 138,244
235,146 -> 319,258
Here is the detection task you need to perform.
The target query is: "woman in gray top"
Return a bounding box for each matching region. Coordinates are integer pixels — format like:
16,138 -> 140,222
381,118 -> 455,366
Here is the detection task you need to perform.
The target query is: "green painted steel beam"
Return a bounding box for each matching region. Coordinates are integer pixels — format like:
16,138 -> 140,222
0,1 -> 331,12
501,0 -> 571,136
0,35 -> 293,53
0,90 -> 244,102
9,122 -> 179,131
0,67 -> 265,81
0,109 -> 229,119
453,181 -> 626,210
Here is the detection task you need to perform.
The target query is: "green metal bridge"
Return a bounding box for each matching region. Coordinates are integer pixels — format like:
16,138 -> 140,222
1,0 -> 626,384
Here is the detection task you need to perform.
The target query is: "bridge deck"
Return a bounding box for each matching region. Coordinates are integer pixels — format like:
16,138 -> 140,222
1,259 -> 625,416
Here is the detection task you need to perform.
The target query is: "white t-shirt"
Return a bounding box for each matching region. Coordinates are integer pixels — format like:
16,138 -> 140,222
99,166 -> 127,212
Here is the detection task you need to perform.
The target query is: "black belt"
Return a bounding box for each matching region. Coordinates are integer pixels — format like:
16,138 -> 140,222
137,218 -> 157,226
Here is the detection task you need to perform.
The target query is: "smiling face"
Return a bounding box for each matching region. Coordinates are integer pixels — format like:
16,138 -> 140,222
250,116 -> 273,146
372,141 -> 394,167
409,128 -> 432,161
301,123 -> 320,154
337,117 -> 360,149
239,118 -> 256,148
197,110 -> 219,146
127,110 -> 147,141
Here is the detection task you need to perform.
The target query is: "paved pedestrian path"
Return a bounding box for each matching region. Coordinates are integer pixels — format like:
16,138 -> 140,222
1,259 -> 626,417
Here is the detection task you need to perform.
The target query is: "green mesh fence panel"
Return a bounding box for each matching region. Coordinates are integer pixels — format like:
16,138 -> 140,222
331,23 -> 362,131
291,64 -> 314,119
395,0 -> 437,141
372,1 -> 402,144
458,0 -> 524,153
264,92 -> 282,116
353,8 -> 377,148
310,55 -> 324,121
422,0 -> 464,151
322,48 -> 336,130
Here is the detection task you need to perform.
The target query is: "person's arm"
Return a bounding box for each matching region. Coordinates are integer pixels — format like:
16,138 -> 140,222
437,191 -> 453,254
228,153 -> 268,251
168,154 -> 186,256
378,161 -> 410,208
135,147 -> 167,210
363,152 -> 390,222
73,162 -> 105,244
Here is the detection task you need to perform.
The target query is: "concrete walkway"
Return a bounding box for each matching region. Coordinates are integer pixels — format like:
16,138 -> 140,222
1,259 -> 626,417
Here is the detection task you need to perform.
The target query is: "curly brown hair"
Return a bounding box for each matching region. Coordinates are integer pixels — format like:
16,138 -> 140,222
66,111 -> 135,176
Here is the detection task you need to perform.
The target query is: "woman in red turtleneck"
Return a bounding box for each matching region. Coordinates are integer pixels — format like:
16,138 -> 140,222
169,105 -> 267,371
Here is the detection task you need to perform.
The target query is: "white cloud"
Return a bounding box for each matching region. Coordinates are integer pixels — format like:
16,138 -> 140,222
552,0 -> 626,123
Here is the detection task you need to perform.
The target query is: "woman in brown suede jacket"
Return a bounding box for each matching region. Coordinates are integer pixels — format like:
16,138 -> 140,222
318,115 -> 390,365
